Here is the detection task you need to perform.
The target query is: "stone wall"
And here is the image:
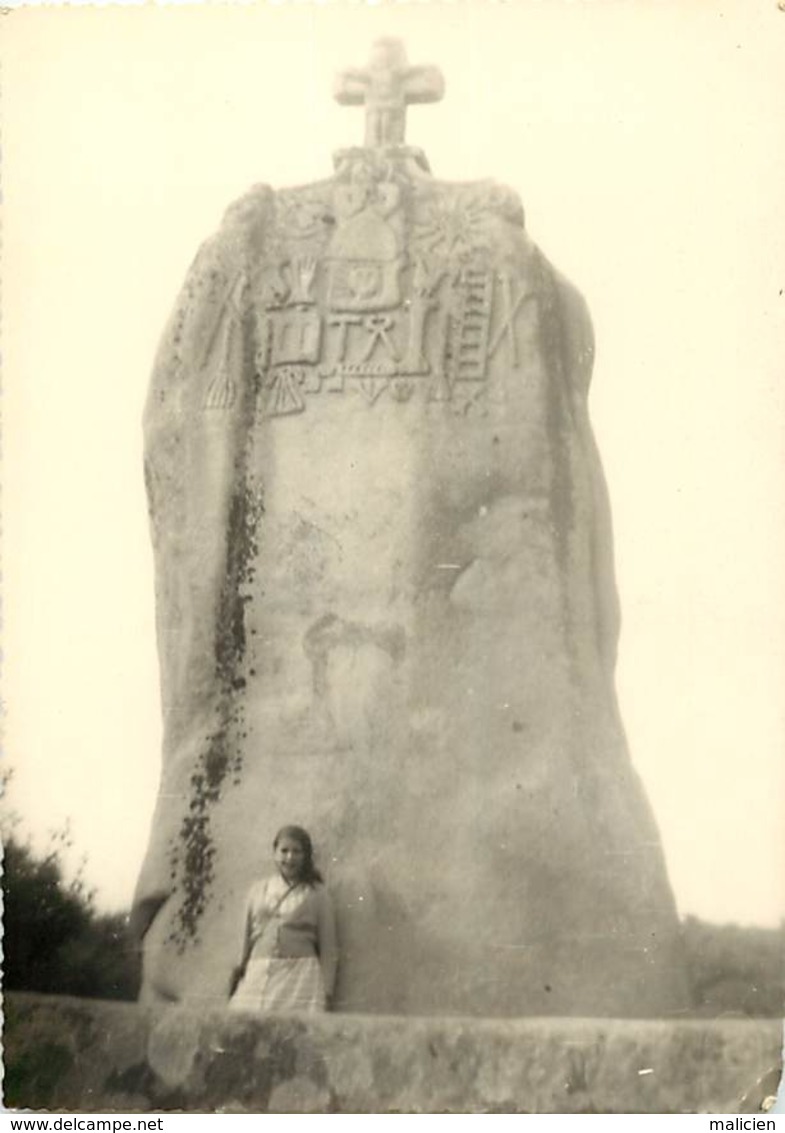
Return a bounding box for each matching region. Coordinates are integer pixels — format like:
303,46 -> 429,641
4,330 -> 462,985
3,993 -> 781,1114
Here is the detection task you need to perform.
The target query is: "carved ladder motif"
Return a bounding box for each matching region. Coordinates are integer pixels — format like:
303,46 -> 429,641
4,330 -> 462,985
451,269 -> 493,383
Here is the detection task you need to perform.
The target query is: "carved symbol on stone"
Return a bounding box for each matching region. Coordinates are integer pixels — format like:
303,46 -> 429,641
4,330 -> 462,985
264,367 -> 306,417
335,361 -> 397,377
201,369 -> 235,410
357,376 -> 389,404
258,264 -> 290,309
333,37 -> 444,149
202,272 -> 247,410
488,275 -> 530,368
327,314 -> 362,363
412,257 -> 445,297
450,268 -> 493,382
451,385 -> 487,417
399,258 -> 443,376
327,203 -> 402,312
288,257 -> 318,305
204,367 -> 237,410
411,193 -> 492,261
330,257 -> 400,312
400,296 -> 432,371
270,308 -> 322,366
349,265 -> 382,300
334,179 -> 400,222
275,191 -> 335,249
324,314 -> 398,379
359,315 -> 398,365
400,297 -> 433,374
426,370 -> 452,402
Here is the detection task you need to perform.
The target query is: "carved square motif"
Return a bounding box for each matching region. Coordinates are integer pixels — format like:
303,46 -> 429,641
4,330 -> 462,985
328,260 -> 401,312
271,310 -> 322,365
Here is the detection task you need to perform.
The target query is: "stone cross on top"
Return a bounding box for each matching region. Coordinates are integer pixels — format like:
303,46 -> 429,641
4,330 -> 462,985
334,38 -> 445,149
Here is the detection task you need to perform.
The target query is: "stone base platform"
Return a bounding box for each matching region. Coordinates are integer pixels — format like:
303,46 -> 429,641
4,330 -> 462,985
3,994 -> 782,1114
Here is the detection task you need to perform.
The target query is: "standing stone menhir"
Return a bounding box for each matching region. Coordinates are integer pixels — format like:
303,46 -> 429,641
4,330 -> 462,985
133,38 -> 690,1016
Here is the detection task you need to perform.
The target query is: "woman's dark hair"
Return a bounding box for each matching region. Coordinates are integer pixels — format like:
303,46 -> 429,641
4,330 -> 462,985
273,825 -> 324,886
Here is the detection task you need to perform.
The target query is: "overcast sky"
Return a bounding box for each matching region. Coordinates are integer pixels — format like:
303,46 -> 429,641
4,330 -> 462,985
3,0 -> 784,926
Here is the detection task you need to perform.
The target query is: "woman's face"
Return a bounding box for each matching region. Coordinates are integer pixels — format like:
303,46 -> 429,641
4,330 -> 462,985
274,835 -> 307,883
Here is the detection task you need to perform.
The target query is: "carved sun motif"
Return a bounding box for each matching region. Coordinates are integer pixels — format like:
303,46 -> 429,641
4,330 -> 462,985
411,193 -> 495,262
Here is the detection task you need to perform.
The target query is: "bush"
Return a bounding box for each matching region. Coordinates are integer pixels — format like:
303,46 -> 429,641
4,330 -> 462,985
2,833 -> 140,1001
682,915 -> 785,1017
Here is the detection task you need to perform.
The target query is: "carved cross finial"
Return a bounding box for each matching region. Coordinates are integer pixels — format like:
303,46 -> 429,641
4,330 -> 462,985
334,38 -> 445,149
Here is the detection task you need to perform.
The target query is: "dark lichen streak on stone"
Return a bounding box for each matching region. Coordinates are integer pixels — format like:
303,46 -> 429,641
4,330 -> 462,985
168,731 -> 224,948
164,303 -> 265,947
169,473 -> 265,946
215,486 -> 265,686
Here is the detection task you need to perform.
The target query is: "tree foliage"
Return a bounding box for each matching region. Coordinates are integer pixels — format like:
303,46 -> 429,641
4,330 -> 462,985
682,915 -> 785,1017
2,832 -> 140,1001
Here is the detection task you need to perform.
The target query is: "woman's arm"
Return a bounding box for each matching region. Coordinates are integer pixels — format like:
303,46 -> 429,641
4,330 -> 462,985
315,887 -> 339,1007
229,891 -> 254,996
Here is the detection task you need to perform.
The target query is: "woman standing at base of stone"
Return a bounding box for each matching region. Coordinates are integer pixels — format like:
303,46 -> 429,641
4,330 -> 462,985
228,825 -> 338,1014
